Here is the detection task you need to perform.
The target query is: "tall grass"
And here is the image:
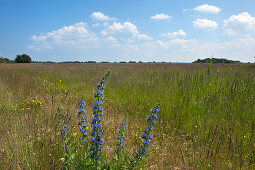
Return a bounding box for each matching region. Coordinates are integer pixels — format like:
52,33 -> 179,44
0,63 -> 254,169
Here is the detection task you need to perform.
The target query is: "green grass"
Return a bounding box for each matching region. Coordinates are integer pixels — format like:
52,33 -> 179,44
0,63 -> 254,169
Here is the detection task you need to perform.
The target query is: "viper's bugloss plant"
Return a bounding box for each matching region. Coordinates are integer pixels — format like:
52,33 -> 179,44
116,122 -> 126,153
60,114 -> 74,168
78,99 -> 88,144
130,104 -> 160,168
90,70 -> 111,167
60,71 -> 160,169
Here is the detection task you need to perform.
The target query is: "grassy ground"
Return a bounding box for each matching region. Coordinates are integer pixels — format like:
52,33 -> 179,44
0,63 -> 254,169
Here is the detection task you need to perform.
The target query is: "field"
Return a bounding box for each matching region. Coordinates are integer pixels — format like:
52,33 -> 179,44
0,63 -> 254,169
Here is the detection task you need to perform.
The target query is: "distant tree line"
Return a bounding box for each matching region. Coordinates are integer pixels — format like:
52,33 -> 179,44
0,54 -> 32,63
3,55 -> 242,64
0,57 -> 15,63
193,58 -> 240,63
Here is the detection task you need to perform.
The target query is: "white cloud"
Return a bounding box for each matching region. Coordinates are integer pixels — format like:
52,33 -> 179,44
92,23 -> 101,27
134,34 -> 153,40
108,22 -> 138,34
29,22 -> 98,49
222,29 -> 240,36
161,30 -> 186,38
144,37 -> 255,62
193,19 -> 218,30
223,12 -> 255,36
194,4 -> 221,14
150,14 -> 171,20
100,30 -> 107,36
106,36 -> 117,42
102,22 -> 152,40
90,12 -> 116,21
182,9 -> 188,12
224,12 -> 255,30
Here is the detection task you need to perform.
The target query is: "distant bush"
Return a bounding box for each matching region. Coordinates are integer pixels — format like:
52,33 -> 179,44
15,54 -> 32,63
84,61 -> 96,63
0,57 -> 15,63
193,58 -> 240,63
61,61 -> 83,63
128,61 -> 136,63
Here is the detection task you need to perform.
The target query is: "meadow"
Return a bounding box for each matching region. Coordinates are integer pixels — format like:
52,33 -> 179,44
0,63 -> 254,169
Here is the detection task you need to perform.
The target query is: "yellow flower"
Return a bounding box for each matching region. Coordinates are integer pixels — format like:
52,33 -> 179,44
32,100 -> 35,103
73,132 -> 78,137
59,80 -> 62,82
37,137 -> 41,141
27,108 -> 30,110
21,108 -> 25,111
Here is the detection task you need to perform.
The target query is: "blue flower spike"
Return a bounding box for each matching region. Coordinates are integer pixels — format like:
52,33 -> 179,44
77,99 -> 88,144
131,104 -> 160,167
90,71 -> 111,166
116,120 -> 126,153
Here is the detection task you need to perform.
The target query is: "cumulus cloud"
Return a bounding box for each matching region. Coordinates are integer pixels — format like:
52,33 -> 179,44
150,14 -> 171,20
108,22 -> 138,34
224,12 -> 255,30
92,23 -> 101,27
102,22 -> 152,40
144,37 -> 255,62
90,12 -> 116,21
161,30 -> 186,38
134,34 -> 153,40
29,22 -> 98,50
193,19 -> 218,30
194,4 -> 221,14
106,36 -> 117,42
223,12 -> 255,36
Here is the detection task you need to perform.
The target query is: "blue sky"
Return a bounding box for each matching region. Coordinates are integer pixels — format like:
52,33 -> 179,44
0,0 -> 255,62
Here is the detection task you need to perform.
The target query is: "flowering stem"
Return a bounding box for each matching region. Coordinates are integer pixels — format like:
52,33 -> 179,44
90,71 -> 111,167
116,120 -> 126,158
78,99 -> 88,145
130,104 -> 160,168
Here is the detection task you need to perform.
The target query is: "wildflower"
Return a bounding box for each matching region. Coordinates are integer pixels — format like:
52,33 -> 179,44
149,134 -> 153,139
131,104 -> 159,167
90,71 -> 111,166
73,132 -> 78,137
116,120 -> 126,153
77,99 -> 88,145
147,116 -> 151,122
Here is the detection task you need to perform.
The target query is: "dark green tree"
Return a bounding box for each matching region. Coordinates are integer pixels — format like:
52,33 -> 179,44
15,54 -> 32,63
0,57 -> 11,63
